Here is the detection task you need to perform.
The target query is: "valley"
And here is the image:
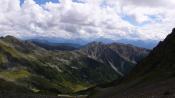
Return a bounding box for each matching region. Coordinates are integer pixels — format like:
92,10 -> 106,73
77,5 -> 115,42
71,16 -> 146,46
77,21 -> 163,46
0,35 -> 149,96
0,30 -> 175,98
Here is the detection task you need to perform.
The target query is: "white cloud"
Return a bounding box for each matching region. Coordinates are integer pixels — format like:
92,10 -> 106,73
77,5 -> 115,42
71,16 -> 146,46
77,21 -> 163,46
0,0 -> 174,41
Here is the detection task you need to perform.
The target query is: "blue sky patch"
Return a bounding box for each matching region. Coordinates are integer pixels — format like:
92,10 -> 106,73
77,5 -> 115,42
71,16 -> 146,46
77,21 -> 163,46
122,15 -> 138,26
20,0 -> 59,5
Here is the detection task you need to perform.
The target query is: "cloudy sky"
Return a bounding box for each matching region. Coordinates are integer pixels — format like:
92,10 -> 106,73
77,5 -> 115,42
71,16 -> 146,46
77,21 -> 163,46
0,0 -> 175,42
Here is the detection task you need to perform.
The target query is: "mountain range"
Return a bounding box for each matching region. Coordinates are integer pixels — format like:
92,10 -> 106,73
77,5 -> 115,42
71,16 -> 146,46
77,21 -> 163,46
91,28 -> 175,98
30,39 -> 80,51
26,36 -> 158,49
0,35 -> 149,95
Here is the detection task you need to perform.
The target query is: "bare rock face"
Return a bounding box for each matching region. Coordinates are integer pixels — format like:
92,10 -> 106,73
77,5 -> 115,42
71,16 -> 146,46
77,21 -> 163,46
80,42 -> 149,75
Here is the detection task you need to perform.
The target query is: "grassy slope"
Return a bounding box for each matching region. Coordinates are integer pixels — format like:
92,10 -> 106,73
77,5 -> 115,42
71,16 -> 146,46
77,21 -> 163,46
0,38 -> 120,95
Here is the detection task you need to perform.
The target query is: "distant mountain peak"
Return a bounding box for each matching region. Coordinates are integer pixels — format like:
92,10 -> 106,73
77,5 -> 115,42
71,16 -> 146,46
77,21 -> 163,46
86,41 -> 104,46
